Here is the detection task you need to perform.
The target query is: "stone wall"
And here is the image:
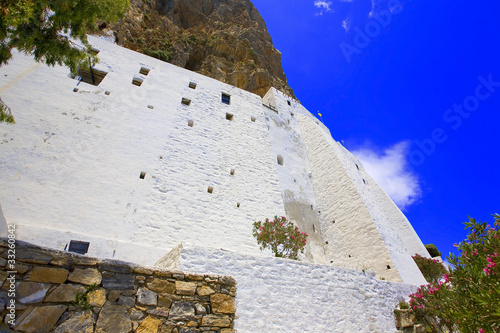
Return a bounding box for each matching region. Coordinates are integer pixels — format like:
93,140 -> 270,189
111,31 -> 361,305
0,240 -> 236,333
162,244 -> 419,333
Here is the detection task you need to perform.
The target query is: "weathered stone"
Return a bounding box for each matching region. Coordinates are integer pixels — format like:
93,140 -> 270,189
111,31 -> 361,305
172,273 -> 185,280
95,303 -> 132,333
28,266 -> 68,283
0,270 -> 8,284
87,289 -> 106,307
136,315 -> 163,333
147,307 -> 170,318
137,287 -> 157,306
186,274 -> 204,281
53,310 -> 94,333
15,248 -> 52,264
395,309 -> 416,328
14,305 -> 67,333
201,315 -> 231,328
158,294 -> 174,308
195,303 -> 207,315
50,256 -> 98,267
197,286 -> 215,297
14,263 -> 31,274
102,273 -> 135,290
160,323 -> 176,333
211,294 -> 235,314
186,321 -> 198,327
178,328 -> 199,333
107,290 -> 122,301
118,295 -> 135,307
218,276 -> 235,287
44,284 -> 86,303
169,301 -> 196,321
68,267 -> 102,285
220,329 -> 235,333
133,267 -> 154,275
99,263 -> 132,274
130,308 -> 145,321
16,281 -> 50,304
147,278 -> 176,294
176,281 -> 196,295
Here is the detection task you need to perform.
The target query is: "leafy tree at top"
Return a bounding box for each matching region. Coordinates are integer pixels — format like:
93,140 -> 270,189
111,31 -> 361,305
0,0 -> 130,123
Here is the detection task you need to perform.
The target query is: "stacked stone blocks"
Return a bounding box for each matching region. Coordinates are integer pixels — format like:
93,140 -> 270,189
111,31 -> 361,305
0,240 -> 236,333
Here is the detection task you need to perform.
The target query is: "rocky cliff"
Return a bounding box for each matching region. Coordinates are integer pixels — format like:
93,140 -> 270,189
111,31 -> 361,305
107,0 -> 295,98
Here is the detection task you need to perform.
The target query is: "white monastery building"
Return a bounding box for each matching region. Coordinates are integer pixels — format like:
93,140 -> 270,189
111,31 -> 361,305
1,36 -> 431,331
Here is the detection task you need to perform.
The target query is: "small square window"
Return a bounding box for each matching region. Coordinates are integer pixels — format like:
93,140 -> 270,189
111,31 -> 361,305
188,120 -> 194,127
68,240 -> 90,255
140,171 -> 146,179
207,186 -> 214,194
226,113 -> 233,121
230,169 -> 235,175
132,77 -> 143,86
139,67 -> 150,75
221,93 -> 230,105
78,67 -> 108,86
189,82 -> 197,89
182,98 -> 191,106
251,116 -> 256,122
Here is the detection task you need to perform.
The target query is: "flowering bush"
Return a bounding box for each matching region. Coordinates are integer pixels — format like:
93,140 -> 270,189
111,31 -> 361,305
409,214 -> 500,332
252,216 -> 308,260
412,253 -> 447,283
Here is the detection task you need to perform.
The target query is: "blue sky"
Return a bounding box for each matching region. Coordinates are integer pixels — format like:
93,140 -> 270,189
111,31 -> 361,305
251,0 -> 500,260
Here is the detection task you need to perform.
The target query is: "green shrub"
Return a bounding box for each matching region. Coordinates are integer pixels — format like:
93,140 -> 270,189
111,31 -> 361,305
143,48 -> 171,62
412,253 -> 447,283
252,216 -> 308,260
425,243 -> 442,257
410,214 -> 500,333
0,101 -> 15,124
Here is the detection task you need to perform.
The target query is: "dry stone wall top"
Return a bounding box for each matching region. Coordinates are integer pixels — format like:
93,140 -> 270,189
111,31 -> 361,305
0,240 -> 236,333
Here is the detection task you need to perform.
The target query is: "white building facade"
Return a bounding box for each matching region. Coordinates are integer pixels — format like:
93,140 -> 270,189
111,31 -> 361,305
0,36 -> 428,288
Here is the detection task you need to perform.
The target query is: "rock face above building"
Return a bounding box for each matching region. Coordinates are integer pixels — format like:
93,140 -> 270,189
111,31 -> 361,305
109,0 -> 294,98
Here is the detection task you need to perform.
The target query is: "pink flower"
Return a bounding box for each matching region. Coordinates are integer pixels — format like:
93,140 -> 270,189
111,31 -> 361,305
479,329 -> 484,333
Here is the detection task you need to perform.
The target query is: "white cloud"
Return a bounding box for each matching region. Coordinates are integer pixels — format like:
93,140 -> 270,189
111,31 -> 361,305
314,1 -> 333,15
351,141 -> 421,211
342,17 -> 352,32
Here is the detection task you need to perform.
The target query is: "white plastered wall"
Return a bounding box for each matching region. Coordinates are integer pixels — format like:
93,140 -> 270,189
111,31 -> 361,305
171,245 -> 418,333
0,36 -> 285,260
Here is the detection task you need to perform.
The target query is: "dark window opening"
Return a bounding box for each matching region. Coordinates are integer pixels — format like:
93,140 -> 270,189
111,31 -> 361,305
230,169 -> 235,176
208,186 -> 214,194
68,240 -> 90,255
277,155 -> 284,166
189,82 -> 197,89
139,67 -> 150,75
182,98 -> 191,106
237,203 -> 240,208
188,120 -> 194,127
132,77 -> 143,87
312,225 -> 316,233
363,179 -> 366,185
356,164 -> 359,170
387,265 -> 391,270
78,67 -> 108,86
332,220 -> 336,224
222,93 -> 230,105
251,116 -> 256,122
287,100 -> 291,106
140,171 -> 146,179
226,113 -> 233,121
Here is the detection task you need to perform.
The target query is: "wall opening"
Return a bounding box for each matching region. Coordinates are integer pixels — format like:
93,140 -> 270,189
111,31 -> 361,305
226,113 -> 233,121
189,82 -> 197,89
188,120 -> 194,127
230,169 -> 235,175
325,241 -> 329,245
105,91 -> 111,95
182,98 -> 191,106
237,203 -> 240,208
277,155 -> 284,166
363,179 -> 366,185
387,265 -> 391,270
207,186 -> 214,194
78,67 -> 108,86
356,164 -> 359,170
68,240 -> 90,255
332,220 -> 335,224
132,77 -> 143,86
287,100 -> 291,106
139,171 -> 146,179
251,116 -> 256,122
139,67 -> 150,75
222,93 -> 231,105
312,225 -> 316,233
148,105 -> 154,109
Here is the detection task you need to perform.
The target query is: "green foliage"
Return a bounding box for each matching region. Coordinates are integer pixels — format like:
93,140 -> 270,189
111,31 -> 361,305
399,300 -> 409,309
412,253 -> 447,283
409,215 -> 500,333
0,0 -> 130,73
0,100 -> 15,123
73,283 -> 99,310
252,216 -> 308,260
143,48 -> 171,62
425,243 -> 442,257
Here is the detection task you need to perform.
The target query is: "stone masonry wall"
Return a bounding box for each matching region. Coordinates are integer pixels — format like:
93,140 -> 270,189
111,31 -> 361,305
0,240 -> 236,333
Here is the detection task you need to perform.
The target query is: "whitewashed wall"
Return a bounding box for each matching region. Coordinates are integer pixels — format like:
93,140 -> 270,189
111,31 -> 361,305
0,36 -> 285,260
171,245 -> 418,333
